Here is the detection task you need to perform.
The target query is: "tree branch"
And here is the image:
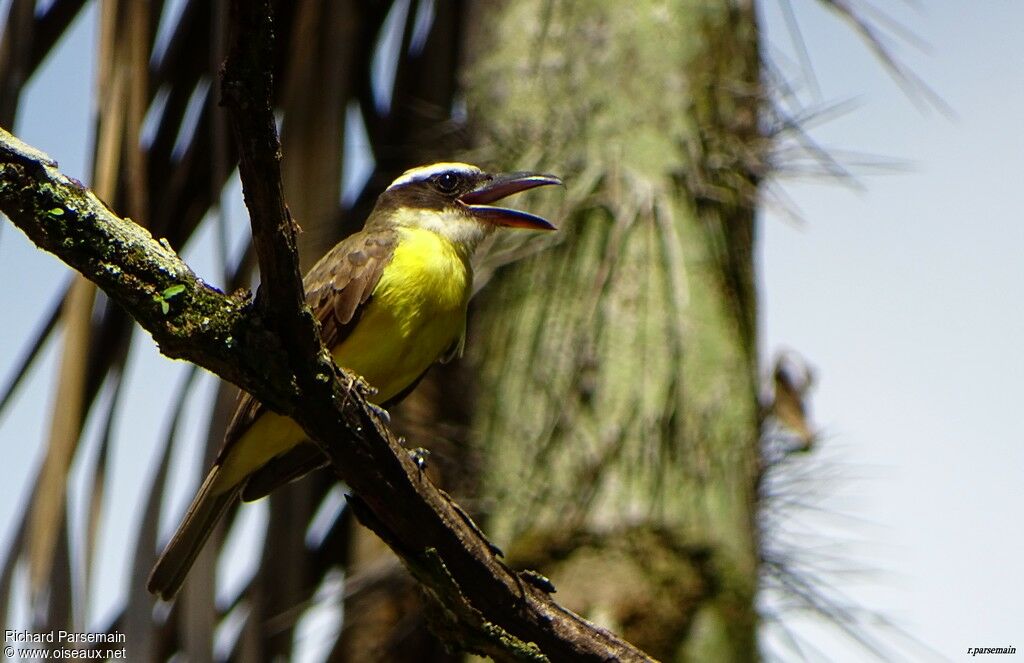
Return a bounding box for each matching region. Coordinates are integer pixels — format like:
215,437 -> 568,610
221,0 -> 321,366
0,8 -> 655,662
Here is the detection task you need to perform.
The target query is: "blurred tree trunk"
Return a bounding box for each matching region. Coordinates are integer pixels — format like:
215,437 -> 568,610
460,2 -> 765,661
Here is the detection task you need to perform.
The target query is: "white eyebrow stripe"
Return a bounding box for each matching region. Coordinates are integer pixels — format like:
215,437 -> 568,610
386,162 -> 482,190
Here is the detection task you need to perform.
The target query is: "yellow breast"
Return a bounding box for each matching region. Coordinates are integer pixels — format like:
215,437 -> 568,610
216,226 -> 473,490
332,226 -> 472,402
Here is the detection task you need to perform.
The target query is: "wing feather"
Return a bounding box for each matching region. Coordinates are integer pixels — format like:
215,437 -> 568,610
217,229 -> 398,463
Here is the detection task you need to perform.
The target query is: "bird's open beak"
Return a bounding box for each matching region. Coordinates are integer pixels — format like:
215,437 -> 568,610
459,172 -> 562,230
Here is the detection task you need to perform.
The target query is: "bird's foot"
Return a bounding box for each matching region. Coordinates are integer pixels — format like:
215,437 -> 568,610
347,373 -> 378,400
409,447 -> 431,471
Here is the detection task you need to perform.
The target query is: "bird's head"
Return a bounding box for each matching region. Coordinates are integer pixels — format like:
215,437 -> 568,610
372,162 -> 562,248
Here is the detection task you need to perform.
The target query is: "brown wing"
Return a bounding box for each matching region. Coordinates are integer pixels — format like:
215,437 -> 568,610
217,229 -> 399,465
303,228 -> 399,351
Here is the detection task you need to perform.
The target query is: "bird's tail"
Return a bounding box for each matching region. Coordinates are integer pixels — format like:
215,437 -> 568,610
147,466 -> 240,600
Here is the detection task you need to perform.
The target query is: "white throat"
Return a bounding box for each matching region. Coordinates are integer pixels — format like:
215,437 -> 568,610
395,206 -> 492,254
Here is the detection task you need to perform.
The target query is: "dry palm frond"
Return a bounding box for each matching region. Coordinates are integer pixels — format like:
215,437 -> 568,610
816,0 -> 951,116
0,281 -> 67,415
759,442 -> 947,662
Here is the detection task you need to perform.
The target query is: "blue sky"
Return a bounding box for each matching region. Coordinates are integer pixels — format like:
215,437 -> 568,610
1,2 -> 1021,661
759,1 -> 1024,660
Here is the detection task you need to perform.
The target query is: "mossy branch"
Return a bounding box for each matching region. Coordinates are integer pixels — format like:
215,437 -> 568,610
0,129 -> 266,398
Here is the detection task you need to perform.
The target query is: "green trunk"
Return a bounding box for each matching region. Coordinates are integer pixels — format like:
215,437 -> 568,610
462,2 -> 764,660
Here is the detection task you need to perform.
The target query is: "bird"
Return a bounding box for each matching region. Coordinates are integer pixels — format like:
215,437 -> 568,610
147,162 -> 562,599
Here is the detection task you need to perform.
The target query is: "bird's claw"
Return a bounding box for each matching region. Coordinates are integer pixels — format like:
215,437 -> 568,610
409,447 -> 431,471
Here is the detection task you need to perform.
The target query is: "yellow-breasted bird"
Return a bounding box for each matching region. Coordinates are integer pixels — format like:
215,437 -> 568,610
148,162 -> 561,599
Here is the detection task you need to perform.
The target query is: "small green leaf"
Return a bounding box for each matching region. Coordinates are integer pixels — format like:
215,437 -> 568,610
48,207 -> 64,216
154,285 -> 184,315
162,284 -> 186,299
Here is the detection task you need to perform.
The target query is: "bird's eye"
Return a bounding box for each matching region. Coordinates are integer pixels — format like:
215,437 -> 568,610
434,172 -> 461,194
